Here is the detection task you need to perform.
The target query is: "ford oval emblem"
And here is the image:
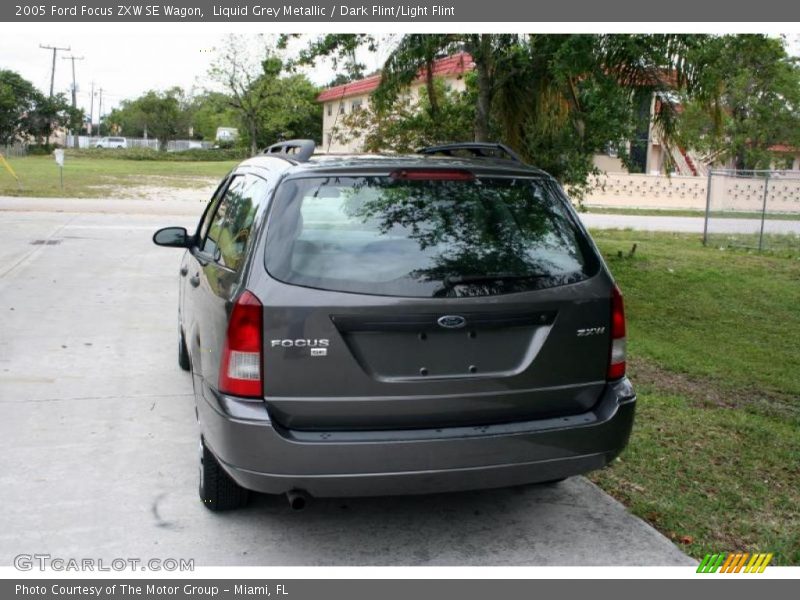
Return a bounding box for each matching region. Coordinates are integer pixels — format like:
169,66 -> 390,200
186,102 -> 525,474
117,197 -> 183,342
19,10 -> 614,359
437,315 -> 467,329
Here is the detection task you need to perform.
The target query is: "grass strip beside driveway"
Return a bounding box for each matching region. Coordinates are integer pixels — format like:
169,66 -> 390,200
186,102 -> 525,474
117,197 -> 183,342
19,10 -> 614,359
590,230 -> 799,564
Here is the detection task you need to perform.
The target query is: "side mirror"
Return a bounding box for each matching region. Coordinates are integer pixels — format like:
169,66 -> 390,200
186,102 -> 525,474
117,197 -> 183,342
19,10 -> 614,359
153,226 -> 190,248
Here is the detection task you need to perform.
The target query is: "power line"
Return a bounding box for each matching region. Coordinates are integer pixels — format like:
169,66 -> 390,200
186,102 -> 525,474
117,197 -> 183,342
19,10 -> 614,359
39,43 -> 71,97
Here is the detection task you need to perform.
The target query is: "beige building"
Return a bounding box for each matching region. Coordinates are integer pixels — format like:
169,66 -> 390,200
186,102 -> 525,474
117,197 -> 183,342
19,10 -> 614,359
316,53 -> 472,154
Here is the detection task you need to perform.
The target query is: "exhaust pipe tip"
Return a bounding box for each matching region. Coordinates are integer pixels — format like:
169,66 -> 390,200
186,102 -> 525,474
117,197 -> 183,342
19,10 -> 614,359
286,489 -> 310,511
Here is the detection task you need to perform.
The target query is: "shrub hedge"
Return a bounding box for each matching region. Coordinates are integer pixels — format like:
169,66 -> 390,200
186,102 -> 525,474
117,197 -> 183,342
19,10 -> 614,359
63,147 -> 250,162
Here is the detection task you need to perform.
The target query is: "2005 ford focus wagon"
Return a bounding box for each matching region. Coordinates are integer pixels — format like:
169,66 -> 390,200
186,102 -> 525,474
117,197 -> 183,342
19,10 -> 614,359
153,140 -> 635,511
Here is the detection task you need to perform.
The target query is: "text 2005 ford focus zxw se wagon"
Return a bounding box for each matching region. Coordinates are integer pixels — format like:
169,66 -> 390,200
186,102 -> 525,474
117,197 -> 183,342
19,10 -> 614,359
153,141 -> 635,511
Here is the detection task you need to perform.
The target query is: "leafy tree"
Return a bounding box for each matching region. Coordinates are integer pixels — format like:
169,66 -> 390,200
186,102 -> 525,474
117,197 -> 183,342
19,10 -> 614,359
187,91 -> 238,141
231,73 -> 321,151
372,34 -> 456,117
65,105 -> 86,144
677,35 -> 800,170
136,89 -> 189,150
362,35 -> 529,142
304,34 -> 708,193
489,35 -> 705,192
106,88 -> 189,150
0,70 -> 40,145
378,34 -> 702,154
26,93 -> 73,148
0,70 -> 77,148
207,36 -> 322,153
258,74 -> 321,144
209,34 -> 285,155
104,106 -> 131,137
299,34 -> 800,187
280,34 -> 378,83
296,34 -> 705,191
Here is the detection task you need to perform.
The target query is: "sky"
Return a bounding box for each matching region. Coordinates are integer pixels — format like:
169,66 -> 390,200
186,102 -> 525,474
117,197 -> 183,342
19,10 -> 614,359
1,32 -> 798,122
0,32 -> 398,119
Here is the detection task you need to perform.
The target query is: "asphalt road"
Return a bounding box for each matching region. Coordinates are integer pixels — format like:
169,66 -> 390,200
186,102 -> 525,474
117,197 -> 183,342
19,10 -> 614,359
0,208 -> 695,566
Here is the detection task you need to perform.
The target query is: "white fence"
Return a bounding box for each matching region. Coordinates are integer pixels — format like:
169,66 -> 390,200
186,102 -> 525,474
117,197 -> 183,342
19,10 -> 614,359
1,143 -> 28,158
585,171 -> 800,213
585,172 -> 708,210
65,135 -> 214,152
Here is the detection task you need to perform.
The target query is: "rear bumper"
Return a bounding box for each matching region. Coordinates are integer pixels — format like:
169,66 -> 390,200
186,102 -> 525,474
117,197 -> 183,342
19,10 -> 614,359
196,378 -> 636,497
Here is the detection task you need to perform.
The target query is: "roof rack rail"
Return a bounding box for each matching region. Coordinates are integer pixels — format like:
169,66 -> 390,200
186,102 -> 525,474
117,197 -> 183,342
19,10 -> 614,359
262,139 -> 316,163
418,142 -> 524,164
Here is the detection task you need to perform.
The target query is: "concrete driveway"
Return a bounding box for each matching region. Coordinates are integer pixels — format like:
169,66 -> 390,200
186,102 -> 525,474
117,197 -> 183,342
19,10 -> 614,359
0,207 -> 694,566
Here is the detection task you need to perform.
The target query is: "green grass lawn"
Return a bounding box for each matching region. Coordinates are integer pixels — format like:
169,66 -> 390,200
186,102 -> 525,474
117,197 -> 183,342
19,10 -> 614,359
589,230 -> 800,564
0,155 -> 237,198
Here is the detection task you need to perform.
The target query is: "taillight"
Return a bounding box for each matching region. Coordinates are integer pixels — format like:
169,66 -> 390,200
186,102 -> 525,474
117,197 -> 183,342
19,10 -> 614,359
219,290 -> 263,398
608,284 -> 626,380
390,169 -> 475,181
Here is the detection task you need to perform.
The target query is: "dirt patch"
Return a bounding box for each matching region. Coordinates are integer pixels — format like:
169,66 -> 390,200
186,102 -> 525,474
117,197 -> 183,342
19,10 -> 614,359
88,177 -> 219,202
629,356 -> 798,421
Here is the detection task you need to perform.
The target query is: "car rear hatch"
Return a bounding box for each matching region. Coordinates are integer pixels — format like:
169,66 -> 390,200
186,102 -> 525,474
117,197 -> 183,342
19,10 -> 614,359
258,167 -> 612,431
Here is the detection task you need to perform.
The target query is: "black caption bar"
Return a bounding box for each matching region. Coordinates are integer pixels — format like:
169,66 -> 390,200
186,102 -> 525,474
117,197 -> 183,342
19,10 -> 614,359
4,0 -> 800,22
3,579 -> 793,600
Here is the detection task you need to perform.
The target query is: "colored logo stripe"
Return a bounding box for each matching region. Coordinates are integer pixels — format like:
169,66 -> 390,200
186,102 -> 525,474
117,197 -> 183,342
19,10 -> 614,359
697,553 -> 773,573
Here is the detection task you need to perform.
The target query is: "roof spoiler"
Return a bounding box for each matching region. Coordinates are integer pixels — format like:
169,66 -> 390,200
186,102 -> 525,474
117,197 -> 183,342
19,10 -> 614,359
418,142 -> 524,164
262,139 -> 316,163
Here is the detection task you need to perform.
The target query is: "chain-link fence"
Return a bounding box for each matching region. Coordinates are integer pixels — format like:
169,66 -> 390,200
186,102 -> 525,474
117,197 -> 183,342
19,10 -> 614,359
703,169 -> 800,252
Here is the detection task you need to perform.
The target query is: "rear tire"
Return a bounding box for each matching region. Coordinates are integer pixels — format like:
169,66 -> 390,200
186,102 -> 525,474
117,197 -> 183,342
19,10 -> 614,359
199,438 -> 249,511
178,329 -> 191,371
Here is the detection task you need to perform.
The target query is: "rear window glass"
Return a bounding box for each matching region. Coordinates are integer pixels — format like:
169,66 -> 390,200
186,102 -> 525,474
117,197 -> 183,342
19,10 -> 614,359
264,175 -> 595,298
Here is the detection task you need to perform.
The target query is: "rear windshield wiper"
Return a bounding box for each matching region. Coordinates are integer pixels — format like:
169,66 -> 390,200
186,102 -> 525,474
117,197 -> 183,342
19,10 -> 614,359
429,272 -> 550,296
442,272 -> 548,286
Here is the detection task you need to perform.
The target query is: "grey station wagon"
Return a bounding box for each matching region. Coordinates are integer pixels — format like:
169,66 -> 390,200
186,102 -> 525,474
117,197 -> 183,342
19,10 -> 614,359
153,141 -> 635,511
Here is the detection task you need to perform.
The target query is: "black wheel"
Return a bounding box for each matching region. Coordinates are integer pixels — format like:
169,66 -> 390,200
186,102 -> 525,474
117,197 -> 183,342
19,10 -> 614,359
178,329 -> 191,371
199,438 -> 249,511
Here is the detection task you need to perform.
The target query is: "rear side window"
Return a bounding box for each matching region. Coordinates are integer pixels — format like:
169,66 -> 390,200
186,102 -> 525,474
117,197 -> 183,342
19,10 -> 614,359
203,174 -> 268,272
265,175 -> 596,297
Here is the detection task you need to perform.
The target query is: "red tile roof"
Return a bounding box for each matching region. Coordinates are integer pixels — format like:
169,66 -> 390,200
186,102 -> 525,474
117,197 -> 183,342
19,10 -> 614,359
316,52 -> 474,103
769,144 -> 799,153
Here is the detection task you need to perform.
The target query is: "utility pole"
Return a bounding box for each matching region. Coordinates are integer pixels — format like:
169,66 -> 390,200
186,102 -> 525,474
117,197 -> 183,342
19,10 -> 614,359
62,55 -> 84,148
88,81 -> 95,136
39,44 -> 71,97
97,88 -> 103,137
62,55 -> 84,110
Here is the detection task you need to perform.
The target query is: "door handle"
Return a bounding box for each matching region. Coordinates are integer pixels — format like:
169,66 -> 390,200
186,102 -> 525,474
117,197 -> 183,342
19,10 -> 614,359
180,266 -> 188,276
189,275 -> 200,288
